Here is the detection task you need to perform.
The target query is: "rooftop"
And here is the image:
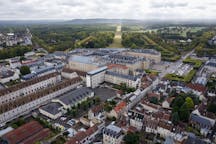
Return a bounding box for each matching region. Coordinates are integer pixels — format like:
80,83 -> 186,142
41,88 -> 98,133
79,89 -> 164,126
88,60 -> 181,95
106,124 -> 121,134
87,66 -> 107,75
106,71 -> 139,81
131,49 -> 160,55
69,55 -> 100,66
56,87 -> 93,106
40,102 -> 62,115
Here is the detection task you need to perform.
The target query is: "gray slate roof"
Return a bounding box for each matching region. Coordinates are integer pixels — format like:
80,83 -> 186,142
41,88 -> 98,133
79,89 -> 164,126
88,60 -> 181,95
58,87 -> 93,106
40,102 -> 62,115
191,114 -> 215,128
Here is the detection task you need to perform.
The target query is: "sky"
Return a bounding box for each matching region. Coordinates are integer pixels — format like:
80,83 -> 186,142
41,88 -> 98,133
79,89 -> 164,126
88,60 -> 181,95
0,0 -> 215,20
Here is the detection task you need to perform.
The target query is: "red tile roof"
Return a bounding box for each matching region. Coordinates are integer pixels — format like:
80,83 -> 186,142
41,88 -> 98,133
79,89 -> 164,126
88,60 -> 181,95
91,104 -> 104,114
66,125 -> 98,144
187,83 -> 207,94
107,64 -> 128,70
114,101 -> 127,113
85,125 -> 98,136
20,128 -> 51,144
62,68 -> 87,77
2,121 -> 43,144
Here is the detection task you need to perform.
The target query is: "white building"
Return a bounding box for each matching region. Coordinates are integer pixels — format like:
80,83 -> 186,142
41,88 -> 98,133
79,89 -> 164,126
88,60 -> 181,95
103,124 -> 123,144
0,72 -> 61,105
0,77 -> 82,125
105,71 -> 140,88
86,66 -> 107,88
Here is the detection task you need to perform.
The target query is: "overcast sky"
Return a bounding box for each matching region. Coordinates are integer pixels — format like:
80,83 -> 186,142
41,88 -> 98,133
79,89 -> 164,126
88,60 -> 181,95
0,0 -> 215,20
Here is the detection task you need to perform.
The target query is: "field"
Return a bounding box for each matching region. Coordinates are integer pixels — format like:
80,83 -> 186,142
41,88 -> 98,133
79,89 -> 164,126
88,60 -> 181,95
109,25 -> 123,48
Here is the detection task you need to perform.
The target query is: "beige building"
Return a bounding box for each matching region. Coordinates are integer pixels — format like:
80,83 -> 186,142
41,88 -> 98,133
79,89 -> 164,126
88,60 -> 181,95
0,77 -> 82,125
105,71 -> 140,88
126,49 -> 161,63
68,55 -> 105,72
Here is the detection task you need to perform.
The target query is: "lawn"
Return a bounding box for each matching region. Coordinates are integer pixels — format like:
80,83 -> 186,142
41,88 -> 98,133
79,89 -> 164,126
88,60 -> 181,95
183,57 -> 203,69
165,69 -> 196,83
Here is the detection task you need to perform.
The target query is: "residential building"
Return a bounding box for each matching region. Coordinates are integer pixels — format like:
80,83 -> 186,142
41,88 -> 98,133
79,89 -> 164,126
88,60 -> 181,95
128,110 -> 144,130
108,101 -> 127,119
105,71 -> 140,88
66,123 -> 104,144
86,66 -> 107,88
103,124 -> 123,144
0,77 -> 82,124
0,72 -> 61,105
88,104 -> 104,121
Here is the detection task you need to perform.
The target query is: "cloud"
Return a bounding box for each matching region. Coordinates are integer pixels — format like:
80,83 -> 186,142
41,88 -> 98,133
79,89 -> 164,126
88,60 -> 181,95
0,0 -> 215,20
150,1 -> 188,8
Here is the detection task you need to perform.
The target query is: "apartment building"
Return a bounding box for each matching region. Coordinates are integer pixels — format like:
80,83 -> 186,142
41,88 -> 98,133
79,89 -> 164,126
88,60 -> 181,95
0,77 -> 82,125
105,71 -> 140,88
0,72 -> 61,105
103,124 -> 123,144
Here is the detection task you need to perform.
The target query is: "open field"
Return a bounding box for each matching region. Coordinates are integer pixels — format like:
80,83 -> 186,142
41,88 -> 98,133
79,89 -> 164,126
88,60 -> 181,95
109,25 -> 123,48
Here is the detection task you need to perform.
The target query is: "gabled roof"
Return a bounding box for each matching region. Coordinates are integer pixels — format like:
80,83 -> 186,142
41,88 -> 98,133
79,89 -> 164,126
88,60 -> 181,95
2,121 -> 43,144
114,101 -> 127,113
190,114 -> 215,128
186,83 -> 207,94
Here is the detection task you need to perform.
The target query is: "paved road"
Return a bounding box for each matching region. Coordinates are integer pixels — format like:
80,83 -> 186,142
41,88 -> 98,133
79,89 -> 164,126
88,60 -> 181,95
159,49 -> 195,79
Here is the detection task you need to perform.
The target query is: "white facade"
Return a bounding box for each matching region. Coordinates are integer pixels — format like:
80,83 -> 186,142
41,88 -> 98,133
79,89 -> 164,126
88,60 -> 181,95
105,73 -> 139,88
0,79 -> 81,125
0,71 -> 19,84
86,66 -> 107,88
0,74 -> 61,105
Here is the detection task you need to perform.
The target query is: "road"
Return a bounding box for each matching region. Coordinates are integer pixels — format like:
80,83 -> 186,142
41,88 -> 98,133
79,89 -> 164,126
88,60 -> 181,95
128,49 -> 195,109
159,49 -> 195,79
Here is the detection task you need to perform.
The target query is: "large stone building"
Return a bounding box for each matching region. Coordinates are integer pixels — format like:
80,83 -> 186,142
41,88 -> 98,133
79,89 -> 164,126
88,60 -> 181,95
68,55 -> 105,72
0,72 -> 61,105
0,77 -> 82,125
105,71 -> 141,88
126,49 -> 161,63
86,66 -> 107,88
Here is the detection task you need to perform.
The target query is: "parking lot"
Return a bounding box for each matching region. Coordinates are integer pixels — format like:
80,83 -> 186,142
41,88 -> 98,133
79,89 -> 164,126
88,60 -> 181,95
93,87 -> 117,102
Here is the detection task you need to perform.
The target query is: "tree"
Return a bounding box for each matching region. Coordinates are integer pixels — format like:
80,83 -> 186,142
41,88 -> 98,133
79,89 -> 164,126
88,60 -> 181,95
20,66 -> 31,75
171,112 -> 180,125
207,103 -> 216,114
179,103 -> 190,122
185,97 -> 194,110
150,97 -> 158,104
124,132 -> 140,144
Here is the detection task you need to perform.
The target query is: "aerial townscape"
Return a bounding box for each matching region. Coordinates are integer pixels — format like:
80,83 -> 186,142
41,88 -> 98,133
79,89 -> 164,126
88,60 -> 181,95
0,1 -> 216,144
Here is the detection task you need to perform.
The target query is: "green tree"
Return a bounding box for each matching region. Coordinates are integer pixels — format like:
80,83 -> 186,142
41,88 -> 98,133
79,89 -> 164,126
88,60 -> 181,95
124,132 -> 140,144
149,97 -> 158,104
171,112 -> 180,125
179,103 -> 190,122
207,103 -> 216,114
20,66 -> 31,75
185,97 -> 194,110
